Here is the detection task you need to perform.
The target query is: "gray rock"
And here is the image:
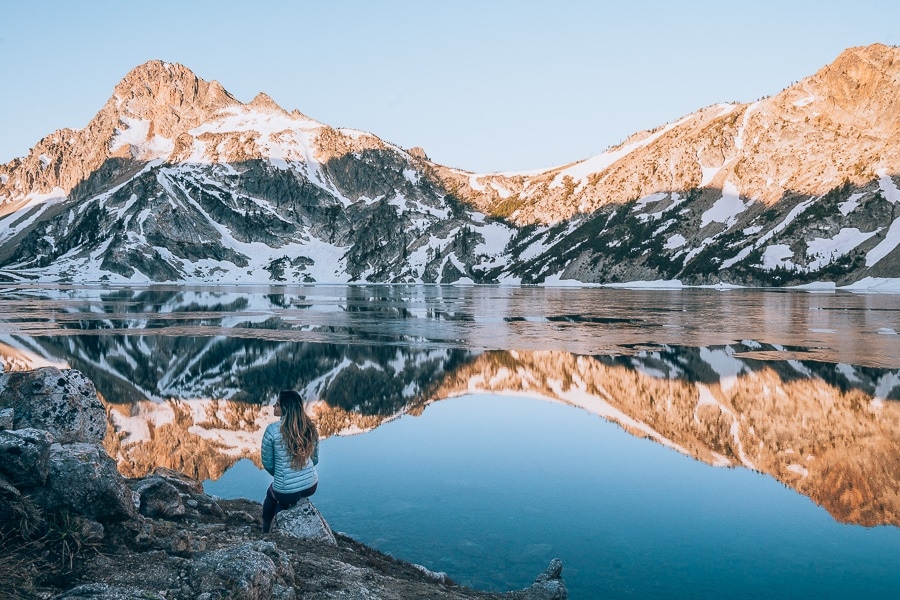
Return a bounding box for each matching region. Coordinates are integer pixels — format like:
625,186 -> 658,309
413,563 -> 450,584
36,442 -> 136,520
407,146 -> 429,160
0,367 -> 106,444
0,427 -> 53,487
151,466 -> 205,495
522,558 -> 567,600
0,407 -> 13,430
271,498 -> 337,545
130,475 -> 185,519
57,583 -> 165,599
271,583 -> 297,600
192,543 -> 277,600
241,540 -> 296,583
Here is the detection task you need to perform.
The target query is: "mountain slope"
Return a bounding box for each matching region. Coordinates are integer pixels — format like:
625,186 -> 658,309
447,44 -> 900,224
0,61 -> 507,284
437,44 -> 900,286
0,48 -> 898,287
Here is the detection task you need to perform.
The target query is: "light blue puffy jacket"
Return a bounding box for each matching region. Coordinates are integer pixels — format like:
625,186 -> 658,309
261,421 -> 319,494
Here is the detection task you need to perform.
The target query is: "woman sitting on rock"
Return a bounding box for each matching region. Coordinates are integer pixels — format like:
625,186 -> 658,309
261,389 -> 319,533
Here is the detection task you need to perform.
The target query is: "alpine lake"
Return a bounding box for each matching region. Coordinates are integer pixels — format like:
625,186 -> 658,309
1,284 -> 898,599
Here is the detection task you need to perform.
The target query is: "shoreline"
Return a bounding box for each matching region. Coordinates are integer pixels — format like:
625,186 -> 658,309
0,366 -> 567,599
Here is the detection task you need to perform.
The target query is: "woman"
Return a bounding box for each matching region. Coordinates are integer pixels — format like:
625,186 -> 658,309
261,389 -> 319,533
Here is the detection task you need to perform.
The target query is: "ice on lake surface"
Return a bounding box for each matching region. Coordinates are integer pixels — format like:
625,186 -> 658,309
1,284 -> 899,598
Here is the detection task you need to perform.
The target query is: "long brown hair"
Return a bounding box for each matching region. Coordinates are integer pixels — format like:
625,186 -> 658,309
278,390 -> 318,469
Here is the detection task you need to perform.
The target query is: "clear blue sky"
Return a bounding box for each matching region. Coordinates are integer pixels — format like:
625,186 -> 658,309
2,0 -> 897,173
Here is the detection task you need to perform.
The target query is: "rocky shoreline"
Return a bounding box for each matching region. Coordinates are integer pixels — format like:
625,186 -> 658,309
0,368 -> 566,599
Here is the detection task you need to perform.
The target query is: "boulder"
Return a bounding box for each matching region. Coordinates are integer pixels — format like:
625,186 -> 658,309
35,442 -> 137,520
413,563 -> 450,584
0,427 -> 53,487
522,558 -> 567,600
0,407 -> 13,430
57,583 -> 165,599
130,475 -> 185,519
0,367 -> 106,444
407,146 -> 429,160
151,466 -> 205,495
191,543 -> 278,600
241,540 -> 296,583
271,498 -> 337,545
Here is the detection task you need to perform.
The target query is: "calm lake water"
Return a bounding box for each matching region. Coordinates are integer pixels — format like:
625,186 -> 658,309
1,284 -> 899,599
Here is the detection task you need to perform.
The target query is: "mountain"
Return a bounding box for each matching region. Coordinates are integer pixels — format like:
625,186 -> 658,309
1,46 -> 899,287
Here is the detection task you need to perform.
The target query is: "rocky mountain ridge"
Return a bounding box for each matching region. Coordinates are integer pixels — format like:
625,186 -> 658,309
0,46 -> 898,286
446,43 -> 900,223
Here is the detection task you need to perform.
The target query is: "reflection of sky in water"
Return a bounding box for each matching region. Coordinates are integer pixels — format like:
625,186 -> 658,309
206,394 -> 900,599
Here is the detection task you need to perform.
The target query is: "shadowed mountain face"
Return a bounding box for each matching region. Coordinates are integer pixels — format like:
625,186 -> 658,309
1,46 -> 899,287
2,324 -> 898,527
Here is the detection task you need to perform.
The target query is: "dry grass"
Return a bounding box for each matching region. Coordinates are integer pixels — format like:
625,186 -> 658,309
0,530 -> 46,599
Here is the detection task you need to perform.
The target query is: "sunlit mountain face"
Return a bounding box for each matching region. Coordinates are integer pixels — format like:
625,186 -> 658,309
2,46 -> 899,288
1,286 -> 897,529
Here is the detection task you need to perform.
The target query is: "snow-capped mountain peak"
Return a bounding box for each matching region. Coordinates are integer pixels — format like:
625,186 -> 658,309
1,48 -> 898,288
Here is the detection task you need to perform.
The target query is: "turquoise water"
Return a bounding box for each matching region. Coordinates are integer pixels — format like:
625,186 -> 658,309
3,285 -> 898,597
205,394 -> 900,599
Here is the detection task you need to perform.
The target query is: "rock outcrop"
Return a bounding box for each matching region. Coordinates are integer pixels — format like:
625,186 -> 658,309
0,367 -> 567,599
0,367 -> 106,444
271,498 -> 337,545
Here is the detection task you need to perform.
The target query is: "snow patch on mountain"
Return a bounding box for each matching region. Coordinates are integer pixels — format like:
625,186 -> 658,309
807,228 -> 877,270
734,102 -> 759,151
665,234 -> 687,250
0,187 -> 67,244
110,116 -> 175,158
842,278 -> 900,292
792,94 -> 816,108
839,193 -> 866,216
760,245 -> 796,270
722,197 -> 816,270
184,106 -> 323,167
866,217 -> 900,267
700,165 -> 722,187
878,169 -> 900,204
550,114 -> 695,189
701,181 -> 751,229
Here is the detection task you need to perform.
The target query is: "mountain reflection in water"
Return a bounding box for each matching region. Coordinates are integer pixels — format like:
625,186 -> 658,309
0,284 -> 898,530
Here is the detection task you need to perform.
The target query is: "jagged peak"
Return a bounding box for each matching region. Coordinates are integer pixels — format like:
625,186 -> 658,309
109,59 -> 239,124
830,42 -> 899,67
247,92 -> 284,112
116,60 -> 197,87
805,43 -> 900,97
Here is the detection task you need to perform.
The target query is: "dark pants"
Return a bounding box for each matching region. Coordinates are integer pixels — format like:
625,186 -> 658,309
262,482 -> 317,532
